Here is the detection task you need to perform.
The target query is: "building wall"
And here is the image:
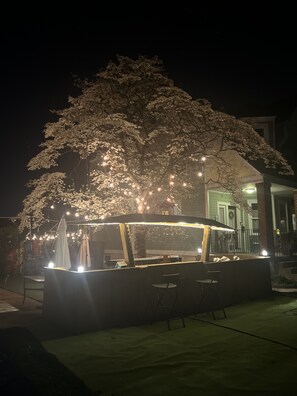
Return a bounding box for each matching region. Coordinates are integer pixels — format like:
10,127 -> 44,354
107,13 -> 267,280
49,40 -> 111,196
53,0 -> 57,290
208,191 -> 230,221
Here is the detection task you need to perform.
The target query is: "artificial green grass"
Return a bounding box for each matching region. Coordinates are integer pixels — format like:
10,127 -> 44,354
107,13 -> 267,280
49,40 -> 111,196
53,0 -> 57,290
44,293 -> 297,395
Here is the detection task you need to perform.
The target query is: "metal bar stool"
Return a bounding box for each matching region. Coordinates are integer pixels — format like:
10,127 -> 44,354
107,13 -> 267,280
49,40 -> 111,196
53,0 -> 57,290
195,270 -> 226,320
151,273 -> 185,330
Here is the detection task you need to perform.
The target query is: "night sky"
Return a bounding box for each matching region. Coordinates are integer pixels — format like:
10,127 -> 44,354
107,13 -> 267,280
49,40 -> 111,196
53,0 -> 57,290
1,6 -> 297,216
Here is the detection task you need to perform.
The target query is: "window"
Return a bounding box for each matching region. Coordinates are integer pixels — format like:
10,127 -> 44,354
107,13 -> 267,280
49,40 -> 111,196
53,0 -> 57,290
254,124 -> 269,143
255,128 -> 265,138
248,201 -> 259,234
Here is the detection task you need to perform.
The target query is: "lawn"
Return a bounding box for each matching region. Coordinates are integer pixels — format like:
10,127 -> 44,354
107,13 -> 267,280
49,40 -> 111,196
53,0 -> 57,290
43,292 -> 297,395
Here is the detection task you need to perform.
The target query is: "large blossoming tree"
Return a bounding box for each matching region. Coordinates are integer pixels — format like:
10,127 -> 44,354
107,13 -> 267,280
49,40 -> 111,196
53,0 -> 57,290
18,55 -> 292,254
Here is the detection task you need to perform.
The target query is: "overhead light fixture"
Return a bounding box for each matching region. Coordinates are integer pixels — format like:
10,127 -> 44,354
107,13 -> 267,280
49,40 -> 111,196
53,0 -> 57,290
243,187 -> 256,194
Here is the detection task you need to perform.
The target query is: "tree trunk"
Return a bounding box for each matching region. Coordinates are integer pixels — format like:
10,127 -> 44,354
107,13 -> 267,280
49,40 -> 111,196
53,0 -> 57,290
133,225 -> 147,258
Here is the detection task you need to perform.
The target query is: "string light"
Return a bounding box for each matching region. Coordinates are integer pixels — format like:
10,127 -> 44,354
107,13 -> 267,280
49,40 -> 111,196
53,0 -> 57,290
42,152 -> 208,228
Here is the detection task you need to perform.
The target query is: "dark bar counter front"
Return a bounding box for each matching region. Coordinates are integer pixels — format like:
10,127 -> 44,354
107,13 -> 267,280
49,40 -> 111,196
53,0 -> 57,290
43,258 -> 272,334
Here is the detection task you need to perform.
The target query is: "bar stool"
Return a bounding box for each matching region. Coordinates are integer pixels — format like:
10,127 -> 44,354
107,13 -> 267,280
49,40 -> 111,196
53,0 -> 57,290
195,270 -> 226,320
151,273 -> 185,330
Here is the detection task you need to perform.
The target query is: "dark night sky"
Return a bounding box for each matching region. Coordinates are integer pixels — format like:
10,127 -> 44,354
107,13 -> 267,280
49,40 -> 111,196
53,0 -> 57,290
1,6 -> 297,216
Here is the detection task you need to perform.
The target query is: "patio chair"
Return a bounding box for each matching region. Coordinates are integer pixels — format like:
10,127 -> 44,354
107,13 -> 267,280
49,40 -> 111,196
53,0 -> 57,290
22,258 -> 45,304
23,275 -> 45,304
151,273 -> 186,330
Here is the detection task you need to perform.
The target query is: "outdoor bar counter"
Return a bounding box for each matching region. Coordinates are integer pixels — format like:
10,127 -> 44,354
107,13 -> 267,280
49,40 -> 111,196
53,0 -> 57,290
43,257 -> 272,334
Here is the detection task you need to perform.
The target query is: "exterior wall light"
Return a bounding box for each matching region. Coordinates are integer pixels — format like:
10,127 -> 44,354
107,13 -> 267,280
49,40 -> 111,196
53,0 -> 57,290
243,187 -> 256,194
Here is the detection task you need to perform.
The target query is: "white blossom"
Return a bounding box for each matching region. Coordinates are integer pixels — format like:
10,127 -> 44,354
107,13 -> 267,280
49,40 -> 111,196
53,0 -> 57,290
18,55 -> 293,231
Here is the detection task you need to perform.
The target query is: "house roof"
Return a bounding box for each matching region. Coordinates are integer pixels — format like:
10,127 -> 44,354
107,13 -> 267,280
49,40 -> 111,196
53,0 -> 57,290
248,158 -> 297,186
80,213 -> 234,232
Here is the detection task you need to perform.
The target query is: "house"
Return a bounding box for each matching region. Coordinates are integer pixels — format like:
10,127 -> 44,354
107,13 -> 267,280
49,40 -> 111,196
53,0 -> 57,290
90,114 -> 297,261
202,115 -> 297,257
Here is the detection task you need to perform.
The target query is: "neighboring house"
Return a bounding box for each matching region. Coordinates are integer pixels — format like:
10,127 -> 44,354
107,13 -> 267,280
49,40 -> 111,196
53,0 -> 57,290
204,115 -> 297,257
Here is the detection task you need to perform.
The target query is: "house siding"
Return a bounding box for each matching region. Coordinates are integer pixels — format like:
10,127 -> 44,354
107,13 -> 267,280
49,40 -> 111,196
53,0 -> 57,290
208,191 -> 230,221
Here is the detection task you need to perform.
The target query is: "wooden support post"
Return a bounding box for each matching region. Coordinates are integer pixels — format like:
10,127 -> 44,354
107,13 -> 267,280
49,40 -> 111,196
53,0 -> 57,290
201,225 -> 211,262
119,223 -> 135,267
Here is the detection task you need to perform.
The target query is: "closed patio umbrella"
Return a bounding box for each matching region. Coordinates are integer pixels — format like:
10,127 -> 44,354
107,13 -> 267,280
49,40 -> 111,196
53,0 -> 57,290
78,230 -> 91,269
53,216 -> 71,270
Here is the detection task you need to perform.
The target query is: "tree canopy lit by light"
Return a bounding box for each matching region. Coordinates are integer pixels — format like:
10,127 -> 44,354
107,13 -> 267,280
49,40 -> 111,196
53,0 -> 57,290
18,55 -> 293,231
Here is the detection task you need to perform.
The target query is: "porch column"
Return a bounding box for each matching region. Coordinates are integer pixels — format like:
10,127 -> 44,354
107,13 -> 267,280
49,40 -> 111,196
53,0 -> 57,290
293,190 -> 297,228
119,223 -> 135,267
256,181 -> 275,256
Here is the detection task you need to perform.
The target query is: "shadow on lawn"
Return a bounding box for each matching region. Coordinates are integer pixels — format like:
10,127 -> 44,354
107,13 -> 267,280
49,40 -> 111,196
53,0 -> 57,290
0,327 -> 98,395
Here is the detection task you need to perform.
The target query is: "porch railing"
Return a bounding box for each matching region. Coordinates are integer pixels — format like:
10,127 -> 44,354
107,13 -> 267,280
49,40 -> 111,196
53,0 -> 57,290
210,229 -> 260,256
210,229 -> 297,257
143,227 -> 297,257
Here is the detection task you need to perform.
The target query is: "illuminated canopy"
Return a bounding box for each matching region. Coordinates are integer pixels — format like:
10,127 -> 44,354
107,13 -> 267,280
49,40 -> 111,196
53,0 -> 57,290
80,213 -> 234,232
77,213 -> 235,266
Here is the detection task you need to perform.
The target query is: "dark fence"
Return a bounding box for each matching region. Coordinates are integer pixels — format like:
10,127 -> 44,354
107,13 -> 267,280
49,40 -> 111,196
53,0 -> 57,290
210,229 -> 297,257
274,231 -> 297,256
210,229 -> 260,256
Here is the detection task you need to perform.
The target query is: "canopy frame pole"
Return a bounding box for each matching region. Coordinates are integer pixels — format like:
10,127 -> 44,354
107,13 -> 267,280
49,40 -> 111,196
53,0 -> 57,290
119,223 -> 135,267
201,225 -> 211,262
